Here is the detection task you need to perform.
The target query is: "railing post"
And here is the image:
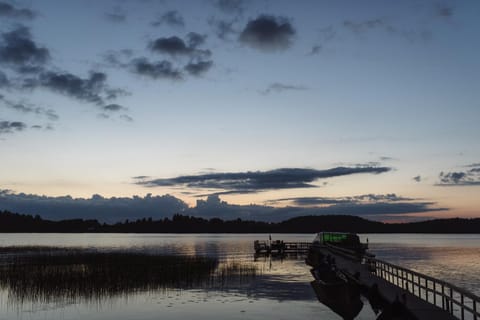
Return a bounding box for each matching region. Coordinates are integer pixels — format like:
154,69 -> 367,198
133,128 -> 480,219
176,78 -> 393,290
407,272 -> 411,291
442,284 -> 445,309
426,279 -> 429,302
418,276 -> 421,298
461,294 -> 464,320
474,300 -> 477,320
450,287 -> 453,315
418,276 -> 422,299
433,281 -> 436,306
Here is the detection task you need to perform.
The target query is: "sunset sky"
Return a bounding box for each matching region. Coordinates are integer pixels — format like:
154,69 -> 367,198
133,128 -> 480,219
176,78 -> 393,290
0,0 -> 479,222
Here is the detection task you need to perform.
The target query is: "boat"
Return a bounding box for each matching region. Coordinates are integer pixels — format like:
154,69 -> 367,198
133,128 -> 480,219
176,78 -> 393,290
312,232 -> 368,256
307,232 -> 370,319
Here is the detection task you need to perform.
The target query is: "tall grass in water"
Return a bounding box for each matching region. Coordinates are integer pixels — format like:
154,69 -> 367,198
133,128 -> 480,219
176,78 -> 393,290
211,260 -> 258,288
0,246 -> 258,304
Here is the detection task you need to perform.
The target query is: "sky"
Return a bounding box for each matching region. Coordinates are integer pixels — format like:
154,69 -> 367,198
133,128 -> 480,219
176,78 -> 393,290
0,0 -> 479,223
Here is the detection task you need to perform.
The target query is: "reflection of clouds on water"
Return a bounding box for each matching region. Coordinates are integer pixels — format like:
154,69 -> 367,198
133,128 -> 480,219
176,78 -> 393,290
0,234 -> 478,320
243,275 -> 316,301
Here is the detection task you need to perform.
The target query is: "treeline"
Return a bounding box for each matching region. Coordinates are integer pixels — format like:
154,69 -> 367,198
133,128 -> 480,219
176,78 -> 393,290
0,210 -> 479,233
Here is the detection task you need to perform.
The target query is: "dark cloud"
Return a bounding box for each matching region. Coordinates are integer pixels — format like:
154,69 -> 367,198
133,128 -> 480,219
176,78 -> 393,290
105,12 -> 127,23
0,2 -> 35,19
239,15 -> 295,52
105,87 -> 130,100
343,18 -> 432,43
0,26 -> 50,73
0,120 -> 27,134
318,25 -> 336,42
436,4 -> 454,18
301,202 -> 446,219
262,83 -> 307,94
0,95 -> 59,121
120,114 -> 133,122
437,166 -> 480,186
0,71 -> 9,87
0,27 -> 128,120
151,10 -> 185,28
208,17 -> 238,40
343,19 -> 386,34
136,166 -> 391,193
308,45 -> 322,55
379,156 -> 394,161
102,103 -> 126,112
189,194 -> 446,222
274,194 -> 412,206
108,36 -> 213,79
186,32 -> 207,48
130,57 -> 182,80
184,60 -> 213,76
413,175 -> 422,182
103,49 -> 133,68
104,6 -> 127,23
465,163 -> 480,168
132,175 -> 151,180
32,124 -> 53,130
0,189 -> 446,223
214,0 -> 244,15
0,190 -> 188,223
149,36 -> 211,59
150,36 -> 192,55
23,70 -> 131,118
36,71 -> 108,105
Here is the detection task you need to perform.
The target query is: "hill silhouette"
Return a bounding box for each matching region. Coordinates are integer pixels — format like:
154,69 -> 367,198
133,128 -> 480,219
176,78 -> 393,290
0,210 -> 479,233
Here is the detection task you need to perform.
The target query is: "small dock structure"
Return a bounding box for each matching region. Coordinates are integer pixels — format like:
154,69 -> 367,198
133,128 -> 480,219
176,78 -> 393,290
254,240 -> 311,254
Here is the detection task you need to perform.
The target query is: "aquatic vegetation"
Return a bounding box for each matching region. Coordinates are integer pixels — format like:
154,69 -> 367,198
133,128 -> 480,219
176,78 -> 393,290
211,260 -> 259,288
0,246 -> 258,304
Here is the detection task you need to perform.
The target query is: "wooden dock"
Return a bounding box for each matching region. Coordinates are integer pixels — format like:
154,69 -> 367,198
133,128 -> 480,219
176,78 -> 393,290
253,240 -> 480,320
254,240 -> 311,254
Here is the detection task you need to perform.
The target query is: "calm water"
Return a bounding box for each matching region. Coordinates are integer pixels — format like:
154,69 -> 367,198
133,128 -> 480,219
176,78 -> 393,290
0,233 -> 478,320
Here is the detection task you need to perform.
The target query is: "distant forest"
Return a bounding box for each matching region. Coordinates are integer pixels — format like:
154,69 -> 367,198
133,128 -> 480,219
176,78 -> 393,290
0,210 -> 479,233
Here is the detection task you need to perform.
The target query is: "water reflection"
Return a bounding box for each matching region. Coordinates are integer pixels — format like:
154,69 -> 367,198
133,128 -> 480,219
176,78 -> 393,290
0,234 -> 477,320
0,247 -> 257,305
307,249 -> 423,320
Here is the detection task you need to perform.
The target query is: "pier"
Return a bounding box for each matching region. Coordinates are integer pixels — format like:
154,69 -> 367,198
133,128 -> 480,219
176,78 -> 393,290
254,240 -> 311,254
253,240 -> 480,320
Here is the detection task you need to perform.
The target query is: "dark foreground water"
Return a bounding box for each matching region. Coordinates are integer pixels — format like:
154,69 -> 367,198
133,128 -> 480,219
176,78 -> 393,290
0,233 -> 478,320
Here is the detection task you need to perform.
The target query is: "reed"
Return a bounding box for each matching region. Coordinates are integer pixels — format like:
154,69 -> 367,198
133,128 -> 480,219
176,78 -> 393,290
0,246 -> 258,304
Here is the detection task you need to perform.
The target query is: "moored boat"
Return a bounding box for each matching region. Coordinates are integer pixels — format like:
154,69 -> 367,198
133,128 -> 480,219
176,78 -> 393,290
312,232 -> 368,256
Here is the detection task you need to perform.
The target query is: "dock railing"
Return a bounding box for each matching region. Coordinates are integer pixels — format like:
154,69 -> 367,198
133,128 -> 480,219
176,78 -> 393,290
368,257 -> 480,320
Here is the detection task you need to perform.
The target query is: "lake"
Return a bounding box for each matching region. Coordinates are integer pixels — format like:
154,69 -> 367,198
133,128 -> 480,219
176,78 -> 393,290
0,233 -> 479,320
